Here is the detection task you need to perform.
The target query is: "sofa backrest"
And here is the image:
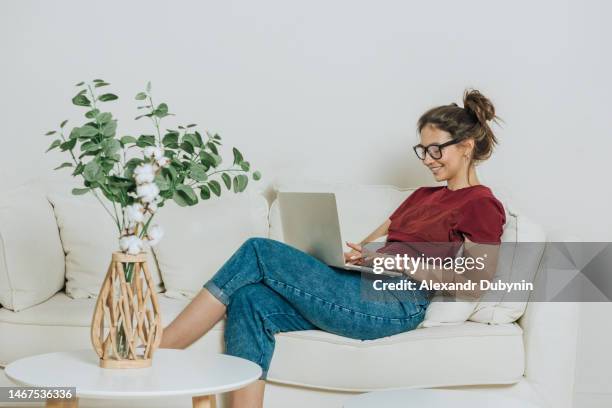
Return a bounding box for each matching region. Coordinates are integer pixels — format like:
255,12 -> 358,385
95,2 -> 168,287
0,183 -> 65,311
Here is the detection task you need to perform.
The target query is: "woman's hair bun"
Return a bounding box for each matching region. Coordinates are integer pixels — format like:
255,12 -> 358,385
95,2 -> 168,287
463,89 -> 496,124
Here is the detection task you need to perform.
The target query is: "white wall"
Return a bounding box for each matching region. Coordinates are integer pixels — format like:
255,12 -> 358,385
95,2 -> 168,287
1,0 -> 610,404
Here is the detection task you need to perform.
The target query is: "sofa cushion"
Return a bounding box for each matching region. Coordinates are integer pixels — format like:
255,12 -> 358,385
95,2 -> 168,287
46,192 -> 164,299
152,188 -> 269,299
267,321 -> 524,390
0,292 -> 524,390
0,184 -> 65,311
468,206 -> 546,324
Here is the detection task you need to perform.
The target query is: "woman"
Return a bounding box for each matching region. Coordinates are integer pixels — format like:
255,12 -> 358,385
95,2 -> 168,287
159,88 -> 506,408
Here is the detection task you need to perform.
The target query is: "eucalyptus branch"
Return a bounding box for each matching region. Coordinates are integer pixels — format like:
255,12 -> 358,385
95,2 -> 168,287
46,79 -> 261,258
58,129 -> 79,165
147,95 -> 163,145
207,168 -> 248,177
86,85 -> 98,111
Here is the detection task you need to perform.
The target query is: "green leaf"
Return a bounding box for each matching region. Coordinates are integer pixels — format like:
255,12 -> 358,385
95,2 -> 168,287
200,151 -> 217,167
208,180 -> 221,196
45,130 -> 56,136
101,120 -> 117,137
83,160 -> 103,182
146,81 -> 152,92
240,161 -> 250,171
81,141 -> 100,152
54,162 -> 73,170
75,81 -> 85,86
98,93 -> 118,102
96,112 -> 112,124
72,162 -> 84,176
153,103 -> 169,118
72,94 -> 91,107
120,136 -> 137,146
207,141 -> 218,155
173,185 -> 198,206
93,79 -> 105,83
107,175 -> 134,188
162,132 -> 179,148
94,82 -> 110,88
212,152 -> 222,166
79,125 -> 99,137
180,141 -> 194,154
135,92 -> 147,100
189,163 -> 208,182
186,123 -> 197,128
60,120 -> 68,128
183,133 -> 201,148
136,135 -> 156,147
154,173 -> 171,191
46,139 -> 61,152
199,185 -> 211,200
60,138 -> 77,151
194,131 -> 204,147
222,173 -> 232,190
102,139 -> 121,156
232,147 -> 244,165
162,165 -> 178,181
233,174 -> 248,192
85,108 -> 100,119
252,170 -> 261,181
71,187 -> 90,195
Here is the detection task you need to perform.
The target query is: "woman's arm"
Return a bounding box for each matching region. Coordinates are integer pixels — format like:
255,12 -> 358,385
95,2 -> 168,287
359,219 -> 391,245
344,219 -> 391,263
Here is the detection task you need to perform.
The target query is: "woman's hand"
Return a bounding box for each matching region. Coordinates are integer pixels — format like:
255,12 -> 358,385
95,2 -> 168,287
344,242 -> 365,265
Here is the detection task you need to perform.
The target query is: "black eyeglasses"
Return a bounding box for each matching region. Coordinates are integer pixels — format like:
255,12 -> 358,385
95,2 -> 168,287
413,138 -> 462,160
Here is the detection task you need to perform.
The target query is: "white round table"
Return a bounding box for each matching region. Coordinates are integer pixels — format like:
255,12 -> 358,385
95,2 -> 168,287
5,349 -> 262,408
344,389 -> 541,408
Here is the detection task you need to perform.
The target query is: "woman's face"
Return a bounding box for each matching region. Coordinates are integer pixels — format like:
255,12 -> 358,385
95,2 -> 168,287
419,124 -> 470,182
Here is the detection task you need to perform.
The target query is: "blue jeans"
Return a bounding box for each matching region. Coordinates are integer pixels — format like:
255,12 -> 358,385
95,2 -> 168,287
203,237 -> 432,379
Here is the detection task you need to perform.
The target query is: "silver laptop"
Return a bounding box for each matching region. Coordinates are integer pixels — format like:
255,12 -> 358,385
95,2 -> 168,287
277,192 -> 402,277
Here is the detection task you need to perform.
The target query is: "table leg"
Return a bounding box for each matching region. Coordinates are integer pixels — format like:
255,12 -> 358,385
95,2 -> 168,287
46,397 -> 78,407
192,394 -> 217,408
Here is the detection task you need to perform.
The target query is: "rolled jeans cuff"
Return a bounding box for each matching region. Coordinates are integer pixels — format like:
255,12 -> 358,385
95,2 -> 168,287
203,280 -> 230,306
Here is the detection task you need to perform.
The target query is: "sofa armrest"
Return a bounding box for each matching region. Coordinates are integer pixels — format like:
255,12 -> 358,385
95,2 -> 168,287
0,183 -> 65,311
519,301 -> 580,408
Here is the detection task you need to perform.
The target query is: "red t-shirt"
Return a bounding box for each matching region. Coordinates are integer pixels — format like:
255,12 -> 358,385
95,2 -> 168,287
385,185 -> 506,246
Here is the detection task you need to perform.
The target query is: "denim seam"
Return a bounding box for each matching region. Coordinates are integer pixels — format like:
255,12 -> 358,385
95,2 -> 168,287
265,277 -> 423,322
256,312 -> 300,380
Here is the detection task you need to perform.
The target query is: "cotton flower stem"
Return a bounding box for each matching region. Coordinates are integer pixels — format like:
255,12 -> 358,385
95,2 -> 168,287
139,213 -> 156,240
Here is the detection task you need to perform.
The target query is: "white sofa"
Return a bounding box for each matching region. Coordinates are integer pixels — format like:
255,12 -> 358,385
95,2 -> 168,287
0,179 -> 580,408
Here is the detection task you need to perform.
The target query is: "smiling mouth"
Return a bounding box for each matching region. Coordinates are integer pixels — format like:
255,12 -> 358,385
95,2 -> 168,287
429,166 -> 443,173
